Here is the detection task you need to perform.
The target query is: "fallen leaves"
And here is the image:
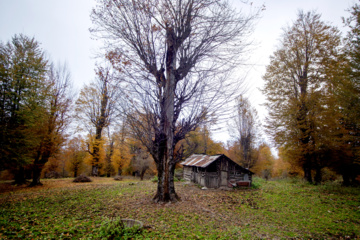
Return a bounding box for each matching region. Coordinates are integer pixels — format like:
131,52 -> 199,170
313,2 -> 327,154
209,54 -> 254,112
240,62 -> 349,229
0,177 -> 359,239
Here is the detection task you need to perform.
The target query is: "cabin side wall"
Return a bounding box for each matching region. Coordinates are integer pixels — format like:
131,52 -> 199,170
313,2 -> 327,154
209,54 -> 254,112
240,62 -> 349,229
192,168 -> 206,187
226,158 -> 253,186
183,166 -> 193,181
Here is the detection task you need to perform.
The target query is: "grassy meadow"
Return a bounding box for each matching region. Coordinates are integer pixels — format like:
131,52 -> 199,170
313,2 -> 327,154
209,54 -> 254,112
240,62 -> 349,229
0,177 -> 359,239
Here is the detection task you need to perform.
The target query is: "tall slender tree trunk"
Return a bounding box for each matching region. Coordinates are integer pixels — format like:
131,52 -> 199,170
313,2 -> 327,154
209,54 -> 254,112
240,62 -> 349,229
74,167 -> 78,178
303,158 -> 312,183
314,166 -> 322,185
314,156 -> 322,185
92,142 -> 99,176
92,129 -> 102,176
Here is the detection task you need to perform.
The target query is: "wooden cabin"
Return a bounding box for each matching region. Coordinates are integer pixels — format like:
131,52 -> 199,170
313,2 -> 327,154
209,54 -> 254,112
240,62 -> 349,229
182,154 -> 253,188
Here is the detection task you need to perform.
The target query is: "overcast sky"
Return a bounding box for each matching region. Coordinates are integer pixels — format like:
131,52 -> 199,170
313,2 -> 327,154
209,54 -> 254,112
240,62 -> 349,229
0,0 -> 355,143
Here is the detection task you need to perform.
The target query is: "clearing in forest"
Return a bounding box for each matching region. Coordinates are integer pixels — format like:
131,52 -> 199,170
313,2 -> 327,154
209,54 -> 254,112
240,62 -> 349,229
0,177 -> 359,239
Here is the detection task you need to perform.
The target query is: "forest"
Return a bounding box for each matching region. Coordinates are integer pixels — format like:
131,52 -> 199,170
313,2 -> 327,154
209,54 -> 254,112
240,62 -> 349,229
0,0 -> 360,238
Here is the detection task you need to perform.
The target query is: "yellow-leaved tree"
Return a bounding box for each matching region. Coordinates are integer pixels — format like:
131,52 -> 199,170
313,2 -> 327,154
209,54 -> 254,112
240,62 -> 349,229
252,144 -> 275,179
262,11 -> 343,184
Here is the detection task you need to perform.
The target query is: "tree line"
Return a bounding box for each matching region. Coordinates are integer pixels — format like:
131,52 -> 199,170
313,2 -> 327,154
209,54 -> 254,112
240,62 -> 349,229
1,1 -> 261,203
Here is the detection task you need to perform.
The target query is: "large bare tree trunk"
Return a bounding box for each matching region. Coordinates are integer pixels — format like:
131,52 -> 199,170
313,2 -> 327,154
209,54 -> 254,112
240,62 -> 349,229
153,159 -> 179,202
153,28 -> 180,202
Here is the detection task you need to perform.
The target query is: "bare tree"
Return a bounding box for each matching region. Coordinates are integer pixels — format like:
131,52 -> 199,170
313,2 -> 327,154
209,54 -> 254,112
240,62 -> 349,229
75,66 -> 120,176
228,95 -> 259,169
91,0 -> 260,202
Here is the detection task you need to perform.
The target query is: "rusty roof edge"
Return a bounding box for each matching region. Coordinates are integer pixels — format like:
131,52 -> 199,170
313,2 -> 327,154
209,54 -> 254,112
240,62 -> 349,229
199,154 -> 222,168
181,154 -> 222,167
181,154 -> 203,165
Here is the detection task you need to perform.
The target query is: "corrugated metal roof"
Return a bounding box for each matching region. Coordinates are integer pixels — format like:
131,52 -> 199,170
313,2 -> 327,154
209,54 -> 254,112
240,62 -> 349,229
181,154 -> 222,168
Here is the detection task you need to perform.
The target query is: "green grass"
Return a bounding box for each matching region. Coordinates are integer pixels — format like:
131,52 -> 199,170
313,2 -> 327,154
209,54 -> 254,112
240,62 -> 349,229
0,177 -> 359,239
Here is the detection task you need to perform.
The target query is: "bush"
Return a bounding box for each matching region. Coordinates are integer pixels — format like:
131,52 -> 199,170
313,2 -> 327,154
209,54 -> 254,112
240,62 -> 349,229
96,217 -> 142,239
73,174 -> 92,183
251,177 -> 265,189
251,181 -> 261,189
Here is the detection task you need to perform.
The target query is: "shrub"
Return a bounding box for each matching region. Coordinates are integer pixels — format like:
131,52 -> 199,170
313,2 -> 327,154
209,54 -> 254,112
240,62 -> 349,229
96,217 -> 142,239
251,177 -> 264,189
73,174 -> 92,183
251,181 -> 261,189
151,176 -> 158,183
